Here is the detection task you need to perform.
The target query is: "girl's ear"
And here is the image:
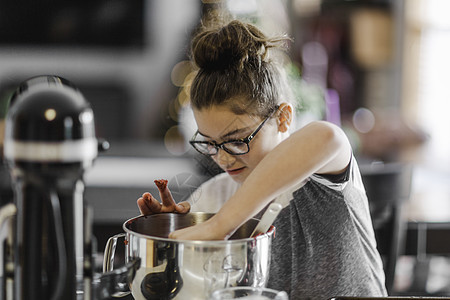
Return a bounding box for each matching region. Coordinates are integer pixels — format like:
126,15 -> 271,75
277,103 -> 293,132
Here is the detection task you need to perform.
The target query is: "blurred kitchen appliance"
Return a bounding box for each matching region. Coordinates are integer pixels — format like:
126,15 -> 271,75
0,75 -> 137,299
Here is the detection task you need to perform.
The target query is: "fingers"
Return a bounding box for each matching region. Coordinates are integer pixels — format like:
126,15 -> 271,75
168,226 -> 194,240
168,230 -> 179,240
154,179 -> 168,191
137,192 -> 161,215
138,180 -> 189,216
154,179 -> 177,211
175,201 -> 191,214
168,221 -> 225,240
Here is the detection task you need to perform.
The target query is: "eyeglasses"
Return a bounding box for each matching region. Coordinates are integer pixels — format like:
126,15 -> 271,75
189,106 -> 279,156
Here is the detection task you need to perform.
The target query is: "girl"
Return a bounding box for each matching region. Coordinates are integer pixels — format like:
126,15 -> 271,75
137,19 -> 387,299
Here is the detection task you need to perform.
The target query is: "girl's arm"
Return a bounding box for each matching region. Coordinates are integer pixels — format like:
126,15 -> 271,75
169,121 -> 352,240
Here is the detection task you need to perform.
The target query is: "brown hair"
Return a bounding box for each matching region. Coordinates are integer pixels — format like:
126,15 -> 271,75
189,19 -> 292,118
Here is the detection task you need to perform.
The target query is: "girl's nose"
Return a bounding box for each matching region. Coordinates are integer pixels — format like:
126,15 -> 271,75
213,148 -> 236,169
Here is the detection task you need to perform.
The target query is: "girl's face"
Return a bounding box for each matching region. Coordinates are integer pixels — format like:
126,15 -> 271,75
192,104 -> 285,184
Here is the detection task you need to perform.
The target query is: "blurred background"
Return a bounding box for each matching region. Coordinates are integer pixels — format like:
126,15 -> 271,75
0,0 -> 449,296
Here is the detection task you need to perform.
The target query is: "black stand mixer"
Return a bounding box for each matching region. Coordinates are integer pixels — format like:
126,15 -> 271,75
0,75 -> 138,300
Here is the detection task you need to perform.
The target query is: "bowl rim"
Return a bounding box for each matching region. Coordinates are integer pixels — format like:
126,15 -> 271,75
122,212 -> 275,244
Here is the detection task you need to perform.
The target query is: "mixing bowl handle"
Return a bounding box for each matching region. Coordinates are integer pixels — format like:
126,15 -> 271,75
103,233 -> 126,273
101,232 -> 137,298
94,257 -> 141,299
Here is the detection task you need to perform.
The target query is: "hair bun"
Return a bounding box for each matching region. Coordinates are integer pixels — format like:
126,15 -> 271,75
191,20 -> 266,71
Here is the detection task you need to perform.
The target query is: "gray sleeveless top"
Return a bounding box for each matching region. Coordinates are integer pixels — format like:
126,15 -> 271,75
266,157 -> 387,299
189,156 -> 387,299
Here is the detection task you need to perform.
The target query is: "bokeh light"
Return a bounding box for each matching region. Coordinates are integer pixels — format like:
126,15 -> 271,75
164,125 -> 188,156
352,107 -> 375,134
171,60 -> 193,87
44,108 -> 57,121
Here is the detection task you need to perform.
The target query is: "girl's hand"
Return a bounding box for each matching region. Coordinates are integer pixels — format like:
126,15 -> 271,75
168,217 -> 227,240
137,179 -> 190,215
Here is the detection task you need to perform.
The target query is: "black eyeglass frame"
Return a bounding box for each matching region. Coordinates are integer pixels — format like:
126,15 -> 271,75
189,106 -> 280,156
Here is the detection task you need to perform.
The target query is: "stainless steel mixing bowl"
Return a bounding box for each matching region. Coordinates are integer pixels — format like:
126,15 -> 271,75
104,212 -> 275,300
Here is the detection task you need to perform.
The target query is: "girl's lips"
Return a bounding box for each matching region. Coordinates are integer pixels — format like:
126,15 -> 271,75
226,167 -> 245,175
